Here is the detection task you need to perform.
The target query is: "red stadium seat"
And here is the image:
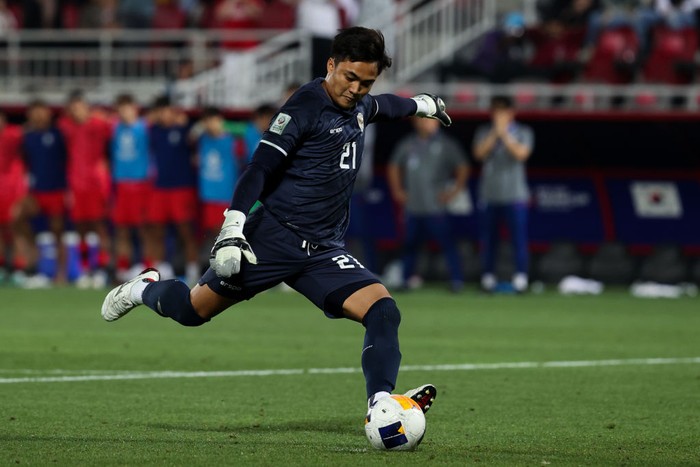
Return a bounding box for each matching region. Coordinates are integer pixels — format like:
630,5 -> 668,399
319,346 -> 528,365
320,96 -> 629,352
528,26 -> 585,83
258,0 -> 296,29
583,27 -> 639,84
151,3 -> 186,29
642,27 -> 697,84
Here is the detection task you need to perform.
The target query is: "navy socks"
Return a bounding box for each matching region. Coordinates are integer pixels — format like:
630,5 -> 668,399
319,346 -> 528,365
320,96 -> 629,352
361,297 -> 402,398
142,280 -> 209,327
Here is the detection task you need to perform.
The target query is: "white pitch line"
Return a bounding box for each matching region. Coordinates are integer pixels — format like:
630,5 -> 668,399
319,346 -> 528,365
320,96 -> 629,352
0,357 -> 698,385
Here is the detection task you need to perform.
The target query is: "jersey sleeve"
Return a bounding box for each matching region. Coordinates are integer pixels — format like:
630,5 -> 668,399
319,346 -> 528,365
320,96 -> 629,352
258,92 -> 314,157
369,94 -> 418,123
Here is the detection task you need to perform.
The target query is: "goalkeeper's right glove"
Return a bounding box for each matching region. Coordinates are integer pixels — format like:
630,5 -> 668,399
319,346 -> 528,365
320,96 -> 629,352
412,93 -> 452,127
209,209 -> 258,278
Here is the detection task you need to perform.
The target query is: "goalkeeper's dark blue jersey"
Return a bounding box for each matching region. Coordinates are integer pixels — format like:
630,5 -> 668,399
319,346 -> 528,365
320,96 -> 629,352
258,78 -> 379,247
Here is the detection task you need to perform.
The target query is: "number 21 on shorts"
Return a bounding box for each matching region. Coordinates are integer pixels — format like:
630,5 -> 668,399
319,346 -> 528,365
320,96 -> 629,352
332,254 -> 365,269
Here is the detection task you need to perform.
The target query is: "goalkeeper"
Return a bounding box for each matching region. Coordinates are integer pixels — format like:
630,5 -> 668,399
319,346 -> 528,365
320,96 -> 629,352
101,27 -> 450,419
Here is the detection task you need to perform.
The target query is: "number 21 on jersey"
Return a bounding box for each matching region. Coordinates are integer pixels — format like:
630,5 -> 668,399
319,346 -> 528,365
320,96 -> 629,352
339,141 -> 357,170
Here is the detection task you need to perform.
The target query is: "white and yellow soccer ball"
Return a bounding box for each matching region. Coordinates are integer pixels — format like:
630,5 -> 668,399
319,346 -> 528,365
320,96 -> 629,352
364,395 -> 426,451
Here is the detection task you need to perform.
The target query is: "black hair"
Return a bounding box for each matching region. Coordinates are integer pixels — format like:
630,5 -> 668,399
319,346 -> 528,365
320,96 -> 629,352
66,89 -> 85,103
115,93 -> 136,106
253,103 -> 277,117
201,106 -> 222,119
28,98 -> 49,110
490,95 -> 514,109
330,27 -> 392,75
151,95 -> 171,109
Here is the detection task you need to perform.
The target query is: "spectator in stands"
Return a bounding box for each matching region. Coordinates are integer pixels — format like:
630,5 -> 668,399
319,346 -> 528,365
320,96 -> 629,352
387,116 -> 469,293
151,0 -> 187,29
257,0 -> 297,29
0,110 -> 28,284
19,100 -> 69,284
581,0 -> 659,59
295,0 -> 360,78
111,93 -> 153,282
195,106 -> 240,243
211,0 -> 264,49
117,0 -> 155,28
538,0 -> 601,28
79,0 -> 119,29
473,95 -> 534,293
148,95 -> 199,284
440,11 -> 537,84
58,90 -> 113,288
654,0 -> 698,30
0,0 -> 18,32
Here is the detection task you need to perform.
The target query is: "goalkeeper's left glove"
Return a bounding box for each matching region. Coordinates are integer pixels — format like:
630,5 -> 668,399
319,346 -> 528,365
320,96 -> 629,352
209,209 -> 257,278
412,93 -> 452,127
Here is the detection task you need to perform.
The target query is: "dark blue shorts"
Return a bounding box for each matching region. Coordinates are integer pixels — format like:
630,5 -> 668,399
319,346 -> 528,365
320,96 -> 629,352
199,207 -> 380,318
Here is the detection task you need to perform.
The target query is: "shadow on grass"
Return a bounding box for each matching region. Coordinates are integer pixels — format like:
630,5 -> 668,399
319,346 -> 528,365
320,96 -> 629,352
146,416 -> 360,436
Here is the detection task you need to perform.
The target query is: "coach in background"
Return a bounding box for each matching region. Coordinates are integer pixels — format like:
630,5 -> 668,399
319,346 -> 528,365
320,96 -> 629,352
387,116 -> 469,293
473,95 -> 534,293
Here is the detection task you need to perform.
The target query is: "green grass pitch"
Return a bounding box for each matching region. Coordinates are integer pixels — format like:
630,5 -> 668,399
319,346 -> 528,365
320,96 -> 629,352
1,287 -> 699,466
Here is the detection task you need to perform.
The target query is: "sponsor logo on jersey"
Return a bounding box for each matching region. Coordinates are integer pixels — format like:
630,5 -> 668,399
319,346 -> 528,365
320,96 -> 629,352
330,127 -> 343,134
270,113 -> 292,135
219,280 -> 242,291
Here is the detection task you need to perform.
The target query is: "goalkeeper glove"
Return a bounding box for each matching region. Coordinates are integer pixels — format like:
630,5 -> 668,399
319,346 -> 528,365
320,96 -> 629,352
412,93 -> 452,127
209,209 -> 258,278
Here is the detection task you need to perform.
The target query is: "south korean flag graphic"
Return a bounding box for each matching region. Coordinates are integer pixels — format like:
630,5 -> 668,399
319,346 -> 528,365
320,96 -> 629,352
630,182 -> 683,219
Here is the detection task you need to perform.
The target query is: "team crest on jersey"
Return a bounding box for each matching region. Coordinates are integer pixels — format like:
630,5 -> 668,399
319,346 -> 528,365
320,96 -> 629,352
270,113 -> 292,135
356,112 -> 364,132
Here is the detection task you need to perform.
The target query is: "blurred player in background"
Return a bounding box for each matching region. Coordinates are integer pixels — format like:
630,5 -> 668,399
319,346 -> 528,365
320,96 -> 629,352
58,90 -> 113,288
387,116 -> 469,293
19,100 -> 69,284
111,93 -> 153,282
473,95 -> 534,293
240,103 -> 277,163
148,96 -> 199,284
195,106 -> 240,245
0,110 -> 29,284
103,27 -> 449,423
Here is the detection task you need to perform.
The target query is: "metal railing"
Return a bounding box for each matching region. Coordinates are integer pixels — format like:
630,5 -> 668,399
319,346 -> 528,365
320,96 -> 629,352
388,0 -> 496,85
174,0 -> 499,107
0,29 -> 289,105
172,29 -> 311,109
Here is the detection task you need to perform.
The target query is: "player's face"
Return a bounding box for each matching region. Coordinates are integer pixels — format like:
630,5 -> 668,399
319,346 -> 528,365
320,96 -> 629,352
323,59 -> 379,110
68,100 -> 90,123
28,105 -> 51,128
204,115 -> 223,135
159,106 -> 176,126
117,103 -> 138,123
412,115 -> 440,137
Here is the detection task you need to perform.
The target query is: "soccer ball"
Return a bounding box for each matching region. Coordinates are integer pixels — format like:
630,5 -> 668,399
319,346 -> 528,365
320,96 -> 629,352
364,395 -> 426,451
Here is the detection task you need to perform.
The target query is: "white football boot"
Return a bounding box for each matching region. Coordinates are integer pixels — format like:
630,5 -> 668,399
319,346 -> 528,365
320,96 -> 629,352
101,268 -> 160,322
404,384 -> 438,414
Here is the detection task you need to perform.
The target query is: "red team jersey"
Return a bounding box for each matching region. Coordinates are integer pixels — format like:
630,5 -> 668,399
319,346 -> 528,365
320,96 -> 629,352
0,124 -> 27,224
58,114 -> 112,220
